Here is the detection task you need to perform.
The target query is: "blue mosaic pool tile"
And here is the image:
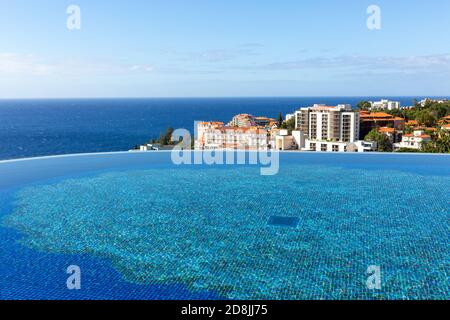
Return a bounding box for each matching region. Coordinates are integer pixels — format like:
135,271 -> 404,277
1,163 -> 449,300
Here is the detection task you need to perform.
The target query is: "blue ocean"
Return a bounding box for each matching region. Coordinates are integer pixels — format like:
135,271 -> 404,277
0,97 -> 442,161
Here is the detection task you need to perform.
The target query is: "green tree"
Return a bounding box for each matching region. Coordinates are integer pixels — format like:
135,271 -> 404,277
357,101 -> 371,110
277,112 -> 283,127
436,130 -> 450,153
280,117 -> 296,133
364,129 -> 393,152
421,130 -> 450,153
428,102 -> 450,119
416,110 -> 437,127
404,126 -> 413,134
432,105 -> 448,119
159,127 -> 175,145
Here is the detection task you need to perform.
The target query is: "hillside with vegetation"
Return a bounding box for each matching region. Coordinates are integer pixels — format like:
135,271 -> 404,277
358,99 -> 450,153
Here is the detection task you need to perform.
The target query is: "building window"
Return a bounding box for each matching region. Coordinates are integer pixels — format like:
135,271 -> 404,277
321,144 -> 327,151
310,143 -> 316,151
332,145 -> 339,152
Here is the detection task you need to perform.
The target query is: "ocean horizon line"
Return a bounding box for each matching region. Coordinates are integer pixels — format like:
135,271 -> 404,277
1,95 -> 450,101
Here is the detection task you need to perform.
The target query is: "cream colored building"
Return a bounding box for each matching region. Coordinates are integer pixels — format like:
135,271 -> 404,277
295,104 -> 360,151
196,123 -> 269,150
196,121 -> 225,149
274,129 -> 293,150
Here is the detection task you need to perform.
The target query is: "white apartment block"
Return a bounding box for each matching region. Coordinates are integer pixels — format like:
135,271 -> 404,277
393,131 -> 431,150
370,99 -> 401,111
295,104 -> 360,152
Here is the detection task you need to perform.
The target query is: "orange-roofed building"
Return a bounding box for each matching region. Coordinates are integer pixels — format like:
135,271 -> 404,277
268,121 -> 278,129
405,120 -> 418,127
394,130 -> 432,151
227,114 -> 257,128
377,127 -> 400,143
254,116 -> 276,127
196,122 -> 269,150
439,115 -> 450,125
196,121 -> 225,148
378,127 -> 395,133
360,111 -> 405,138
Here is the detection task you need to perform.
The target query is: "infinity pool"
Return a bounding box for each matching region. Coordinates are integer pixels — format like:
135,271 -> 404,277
0,152 -> 449,300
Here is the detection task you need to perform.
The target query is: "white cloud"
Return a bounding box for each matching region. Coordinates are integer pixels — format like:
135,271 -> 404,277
0,53 -> 156,77
179,47 -> 262,63
129,64 -> 155,72
248,54 -> 450,73
0,53 -> 56,76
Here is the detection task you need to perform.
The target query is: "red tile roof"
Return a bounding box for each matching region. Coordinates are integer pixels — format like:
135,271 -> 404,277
360,112 -> 405,122
378,127 -> 395,133
406,120 -> 418,126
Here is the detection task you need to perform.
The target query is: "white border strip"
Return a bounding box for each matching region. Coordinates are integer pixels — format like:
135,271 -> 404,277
0,150 -> 449,165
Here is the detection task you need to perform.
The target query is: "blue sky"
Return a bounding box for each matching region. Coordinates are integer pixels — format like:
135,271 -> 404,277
1,0 -> 449,98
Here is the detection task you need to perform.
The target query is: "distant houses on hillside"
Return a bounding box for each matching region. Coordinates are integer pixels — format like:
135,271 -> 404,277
134,98 -> 449,153
196,104 -> 377,152
369,99 -> 401,111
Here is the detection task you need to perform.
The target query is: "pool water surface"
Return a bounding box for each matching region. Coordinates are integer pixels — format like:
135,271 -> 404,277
0,152 -> 449,300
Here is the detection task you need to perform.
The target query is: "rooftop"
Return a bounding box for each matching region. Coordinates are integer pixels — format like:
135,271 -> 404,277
403,133 -> 431,139
219,127 -> 267,134
255,116 -> 275,121
406,120 -> 419,126
200,121 -> 224,126
378,127 -> 396,133
360,112 -> 405,122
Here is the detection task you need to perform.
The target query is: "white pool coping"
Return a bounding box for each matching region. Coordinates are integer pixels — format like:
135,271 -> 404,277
0,149 -> 449,165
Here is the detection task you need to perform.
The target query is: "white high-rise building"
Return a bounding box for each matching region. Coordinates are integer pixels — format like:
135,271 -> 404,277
295,104 -> 362,152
